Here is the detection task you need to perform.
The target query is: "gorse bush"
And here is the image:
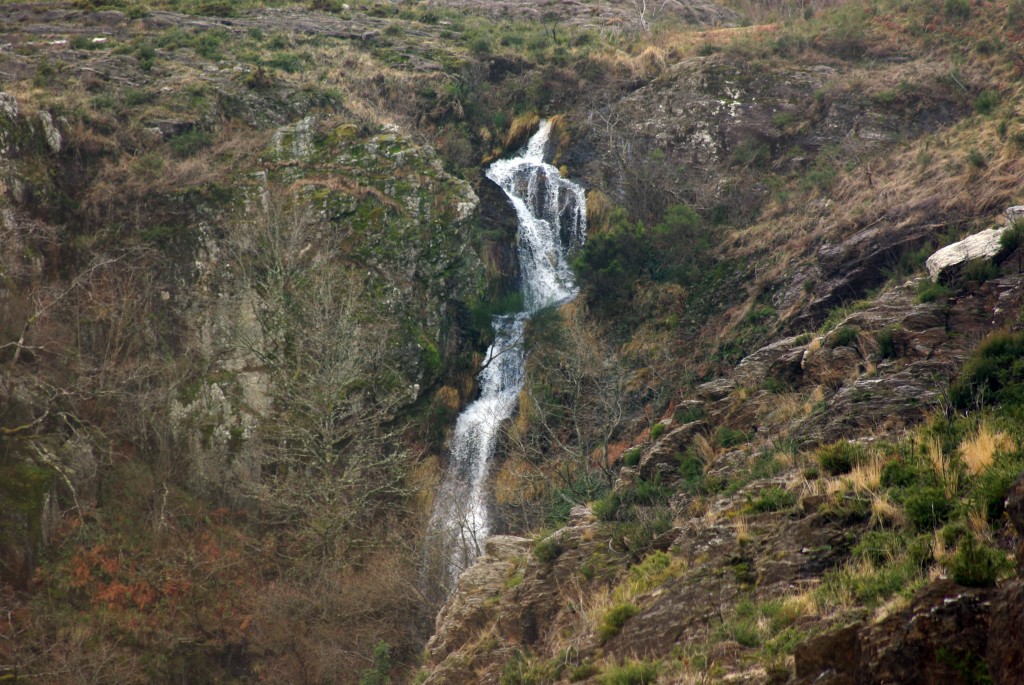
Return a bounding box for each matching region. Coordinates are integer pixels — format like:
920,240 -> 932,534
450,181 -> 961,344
829,325 -> 859,349
960,258 -> 997,283
950,331 -> 1024,408
917,280 -> 951,303
818,440 -> 867,475
598,603 -> 639,643
902,486 -> 953,530
973,89 -> 999,114
748,486 -> 796,512
876,326 -> 899,359
622,448 -> 642,467
999,220 -> 1024,256
948,535 -> 1009,587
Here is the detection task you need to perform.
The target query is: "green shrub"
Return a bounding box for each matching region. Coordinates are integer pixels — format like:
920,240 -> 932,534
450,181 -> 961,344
820,494 -> 872,524
534,536 -> 563,563
999,221 -> 1024,256
568,663 -> 599,682
972,459 -> 1024,521
599,661 -> 658,685
876,326 -> 900,359
598,604 -> 639,643
967,150 -> 987,169
610,509 -> 673,557
950,331 -> 1024,408
677,452 -> 705,492
829,325 -> 859,349
961,258 -> 998,283
761,377 -> 789,394
944,0 -> 971,20
136,43 -> 156,70
592,493 -> 620,521
674,403 -> 706,424
903,486 -> 953,530
266,52 -> 309,73
650,423 -> 667,441
359,641 -> 392,685
818,440 -> 867,476
1009,0 -> 1024,26
881,459 -> 918,488
973,89 -> 999,114
731,140 -> 771,168
169,128 -> 214,157
748,486 -> 797,513
941,521 -> 969,548
622,448 -> 642,467
853,530 -> 908,566
917,280 -> 952,303
948,535 -> 1010,587
716,426 -> 750,448
628,479 -> 673,506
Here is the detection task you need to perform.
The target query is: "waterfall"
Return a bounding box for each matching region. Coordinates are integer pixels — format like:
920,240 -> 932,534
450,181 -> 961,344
428,120 -> 587,585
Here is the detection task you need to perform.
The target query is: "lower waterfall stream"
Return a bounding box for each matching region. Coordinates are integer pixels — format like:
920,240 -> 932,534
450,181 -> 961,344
428,121 -> 588,586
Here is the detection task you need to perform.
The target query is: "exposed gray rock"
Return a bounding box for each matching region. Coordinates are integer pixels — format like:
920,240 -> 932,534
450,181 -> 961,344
926,226 -> 1009,283
638,420 -> 705,481
0,92 -> 17,119
698,377 -> 736,401
37,112 -> 61,154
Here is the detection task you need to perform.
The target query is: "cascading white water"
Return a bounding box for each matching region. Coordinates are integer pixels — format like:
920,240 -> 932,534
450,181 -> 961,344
429,121 -> 587,584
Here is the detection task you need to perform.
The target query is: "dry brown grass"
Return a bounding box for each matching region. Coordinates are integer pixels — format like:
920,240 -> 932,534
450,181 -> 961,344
959,422 -> 1012,475
693,432 -> 717,466
504,111 -> 541,151
926,436 -> 959,498
586,189 -> 615,234
870,493 -> 906,529
494,456 -> 549,507
845,453 -> 883,494
734,515 -> 752,545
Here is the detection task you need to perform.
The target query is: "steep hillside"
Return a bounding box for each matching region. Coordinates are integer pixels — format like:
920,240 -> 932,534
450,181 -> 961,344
1,0 -> 1024,684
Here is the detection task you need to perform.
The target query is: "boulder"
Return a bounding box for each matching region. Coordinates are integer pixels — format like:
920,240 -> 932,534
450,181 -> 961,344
987,580 -> 1024,685
1005,205 -> 1024,225
925,226 -> 1009,283
793,580 -> 993,685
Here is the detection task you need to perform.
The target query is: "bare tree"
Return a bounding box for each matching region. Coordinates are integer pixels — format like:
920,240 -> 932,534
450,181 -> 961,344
498,304 -> 640,529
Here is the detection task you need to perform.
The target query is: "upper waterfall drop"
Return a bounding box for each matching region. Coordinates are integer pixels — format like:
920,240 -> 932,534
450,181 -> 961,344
428,120 -> 587,585
486,122 -> 587,312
